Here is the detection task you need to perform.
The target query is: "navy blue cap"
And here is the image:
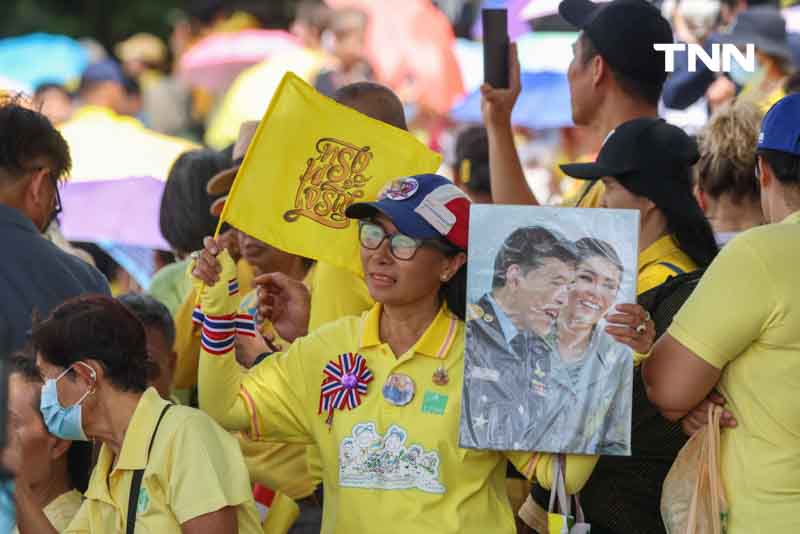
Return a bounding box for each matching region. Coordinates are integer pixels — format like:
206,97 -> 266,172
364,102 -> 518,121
758,94 -> 800,156
80,59 -> 125,87
345,174 -> 471,250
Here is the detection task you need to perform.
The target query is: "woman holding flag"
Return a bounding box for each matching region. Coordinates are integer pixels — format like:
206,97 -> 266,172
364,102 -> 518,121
192,173 -> 651,534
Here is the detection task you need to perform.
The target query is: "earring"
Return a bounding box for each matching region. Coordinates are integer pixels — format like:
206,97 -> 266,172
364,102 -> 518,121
440,273 -> 449,282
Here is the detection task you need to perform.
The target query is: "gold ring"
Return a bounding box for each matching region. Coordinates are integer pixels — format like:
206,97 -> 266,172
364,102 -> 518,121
636,323 -> 647,336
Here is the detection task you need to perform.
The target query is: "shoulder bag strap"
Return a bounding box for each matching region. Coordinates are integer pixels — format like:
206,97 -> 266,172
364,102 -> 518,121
126,403 -> 173,534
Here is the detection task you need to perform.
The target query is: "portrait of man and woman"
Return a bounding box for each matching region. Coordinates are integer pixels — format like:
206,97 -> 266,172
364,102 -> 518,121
460,206 -> 637,455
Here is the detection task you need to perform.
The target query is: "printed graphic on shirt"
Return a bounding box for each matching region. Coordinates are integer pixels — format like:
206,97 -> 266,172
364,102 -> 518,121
339,422 -> 446,494
137,487 -> 150,515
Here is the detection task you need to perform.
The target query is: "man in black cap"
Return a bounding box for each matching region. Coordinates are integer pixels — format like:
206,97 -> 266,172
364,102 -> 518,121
483,0 -> 673,208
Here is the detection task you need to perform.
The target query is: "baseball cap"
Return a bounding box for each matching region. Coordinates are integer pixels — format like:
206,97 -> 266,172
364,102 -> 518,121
345,174 -> 471,251
560,118 -> 700,200
758,94 -> 800,156
79,59 -> 125,88
558,0 -> 673,86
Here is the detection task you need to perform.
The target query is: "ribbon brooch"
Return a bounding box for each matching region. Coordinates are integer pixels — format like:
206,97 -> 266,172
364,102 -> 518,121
319,353 -> 374,427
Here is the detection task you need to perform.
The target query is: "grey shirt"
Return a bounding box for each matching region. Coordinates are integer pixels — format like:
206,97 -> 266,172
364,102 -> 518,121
533,328 -> 633,455
0,204 -> 110,353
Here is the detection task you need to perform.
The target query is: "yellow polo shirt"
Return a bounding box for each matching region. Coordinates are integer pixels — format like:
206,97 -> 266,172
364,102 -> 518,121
199,303 -> 598,534
638,234 -> 697,295
562,180 -> 605,208
668,211 -> 800,534
12,489 -> 82,534
65,388 -> 261,534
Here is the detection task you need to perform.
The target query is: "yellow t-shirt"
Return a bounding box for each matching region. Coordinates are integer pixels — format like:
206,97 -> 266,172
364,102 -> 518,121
13,489 -> 83,533
667,211 -> 800,534
638,235 -> 698,295
65,388 -> 262,534
199,303 -> 598,534
308,261 -> 374,333
561,180 -> 606,208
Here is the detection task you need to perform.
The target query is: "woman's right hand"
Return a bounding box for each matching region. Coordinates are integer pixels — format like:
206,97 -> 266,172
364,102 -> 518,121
254,272 -> 311,344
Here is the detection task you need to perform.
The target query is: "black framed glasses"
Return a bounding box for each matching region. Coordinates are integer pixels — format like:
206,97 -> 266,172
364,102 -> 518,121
358,221 -> 427,261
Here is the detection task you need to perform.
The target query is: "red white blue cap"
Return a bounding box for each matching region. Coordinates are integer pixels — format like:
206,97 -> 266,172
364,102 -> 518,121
345,174 -> 471,251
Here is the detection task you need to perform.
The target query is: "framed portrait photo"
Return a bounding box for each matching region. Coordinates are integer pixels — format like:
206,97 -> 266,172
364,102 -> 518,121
459,205 -> 639,455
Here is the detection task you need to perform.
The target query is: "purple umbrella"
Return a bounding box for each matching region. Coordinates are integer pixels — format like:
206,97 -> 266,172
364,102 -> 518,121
59,176 -> 169,250
472,0 -> 531,40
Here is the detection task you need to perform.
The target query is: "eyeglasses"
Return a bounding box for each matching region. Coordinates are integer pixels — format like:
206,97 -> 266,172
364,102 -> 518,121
358,221 -> 428,261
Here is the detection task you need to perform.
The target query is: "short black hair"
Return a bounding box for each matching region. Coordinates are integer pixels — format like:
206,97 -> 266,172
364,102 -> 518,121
31,294 -> 157,393
0,98 -> 71,184
492,226 -> 578,289
575,237 -> 624,274
118,293 -> 176,347
758,148 -> 800,186
159,149 -> 230,255
579,33 -> 663,107
455,126 -> 490,196
7,351 -> 93,493
334,82 -> 408,131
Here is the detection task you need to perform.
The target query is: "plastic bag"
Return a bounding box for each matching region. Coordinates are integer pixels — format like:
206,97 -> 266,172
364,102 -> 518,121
661,404 -> 728,534
548,454 -> 591,534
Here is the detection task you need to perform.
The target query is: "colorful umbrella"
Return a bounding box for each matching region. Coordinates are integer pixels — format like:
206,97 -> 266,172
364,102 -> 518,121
177,29 -> 300,93
326,0 -> 465,114
471,0 -> 533,40
0,33 -> 87,90
59,176 -> 168,250
59,106 -> 197,183
204,47 -> 329,149
450,70 -> 573,130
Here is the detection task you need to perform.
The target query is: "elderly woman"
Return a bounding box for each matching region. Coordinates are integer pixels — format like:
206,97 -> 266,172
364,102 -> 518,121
2,353 -> 91,533
25,295 -> 262,534
192,174 -> 650,534
539,237 -> 633,455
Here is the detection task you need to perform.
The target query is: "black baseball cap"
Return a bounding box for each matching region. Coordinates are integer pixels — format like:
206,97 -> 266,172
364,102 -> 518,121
560,118 -> 700,201
559,0 -> 673,86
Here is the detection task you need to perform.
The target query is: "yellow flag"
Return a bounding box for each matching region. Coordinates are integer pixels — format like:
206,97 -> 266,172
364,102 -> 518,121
218,72 -> 442,276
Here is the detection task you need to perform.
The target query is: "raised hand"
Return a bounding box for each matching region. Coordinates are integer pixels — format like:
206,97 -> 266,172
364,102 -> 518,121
254,272 -> 311,344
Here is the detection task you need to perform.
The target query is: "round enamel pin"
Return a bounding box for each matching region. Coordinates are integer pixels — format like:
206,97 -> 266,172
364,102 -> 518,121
382,373 -> 415,406
381,177 -> 419,201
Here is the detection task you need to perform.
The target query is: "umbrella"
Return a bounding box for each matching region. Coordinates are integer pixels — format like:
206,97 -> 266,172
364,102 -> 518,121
326,0 -> 465,114
177,29 -> 300,93
0,33 -> 87,90
471,0 -> 532,40
59,176 -> 168,250
455,32 -> 577,93
204,47 -> 329,149
450,70 -> 573,130
521,0 -> 611,20
59,106 -> 197,182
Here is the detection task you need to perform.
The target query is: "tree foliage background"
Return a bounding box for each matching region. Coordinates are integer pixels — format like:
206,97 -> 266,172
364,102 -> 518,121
0,0 -> 304,51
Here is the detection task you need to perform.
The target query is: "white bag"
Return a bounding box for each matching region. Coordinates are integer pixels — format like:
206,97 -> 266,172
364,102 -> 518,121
548,454 -> 591,534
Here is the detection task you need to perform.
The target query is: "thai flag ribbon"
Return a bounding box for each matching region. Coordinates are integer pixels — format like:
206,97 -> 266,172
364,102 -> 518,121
318,353 -> 373,426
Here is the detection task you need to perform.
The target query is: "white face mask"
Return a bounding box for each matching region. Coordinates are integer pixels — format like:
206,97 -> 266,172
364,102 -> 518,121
729,58 -> 760,87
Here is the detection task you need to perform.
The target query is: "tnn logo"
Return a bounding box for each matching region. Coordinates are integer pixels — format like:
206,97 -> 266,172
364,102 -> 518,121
654,43 -> 755,73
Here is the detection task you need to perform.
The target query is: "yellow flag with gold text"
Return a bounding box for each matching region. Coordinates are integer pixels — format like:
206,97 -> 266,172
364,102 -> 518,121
218,72 -> 442,275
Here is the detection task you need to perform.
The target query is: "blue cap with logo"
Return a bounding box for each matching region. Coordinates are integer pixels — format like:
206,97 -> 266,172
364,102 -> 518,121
345,174 -> 471,250
758,94 -> 800,156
